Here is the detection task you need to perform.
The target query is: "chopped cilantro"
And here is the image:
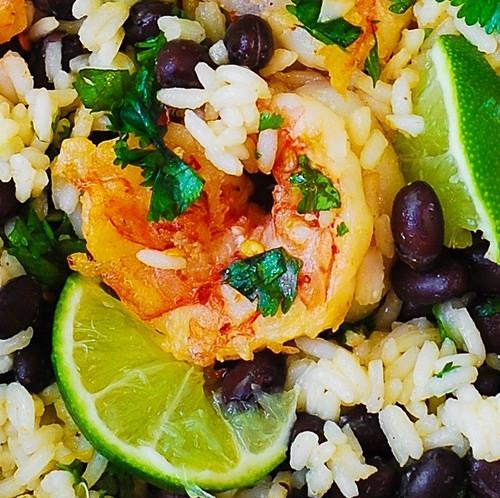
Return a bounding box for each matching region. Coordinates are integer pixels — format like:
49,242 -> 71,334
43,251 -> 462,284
475,296 -> 500,317
436,0 -> 500,34
286,0 -> 362,48
259,111 -> 285,131
222,247 -> 302,317
74,69 -> 133,112
56,461 -> 85,482
290,155 -> 341,213
389,0 -> 417,14
73,34 -> 203,222
336,221 -> 349,236
433,361 -> 460,378
5,205 -> 86,290
364,38 -> 381,85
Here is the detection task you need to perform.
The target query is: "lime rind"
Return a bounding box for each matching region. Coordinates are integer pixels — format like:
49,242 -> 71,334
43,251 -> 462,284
53,275 -> 297,491
431,35 -> 500,263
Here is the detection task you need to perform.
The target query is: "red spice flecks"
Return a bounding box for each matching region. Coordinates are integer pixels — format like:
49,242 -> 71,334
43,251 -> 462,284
195,283 -> 213,305
157,109 -> 169,128
299,274 -> 312,286
188,155 -> 203,171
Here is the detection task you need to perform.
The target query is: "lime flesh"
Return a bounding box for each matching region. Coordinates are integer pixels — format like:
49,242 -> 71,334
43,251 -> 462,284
52,275 -> 297,491
394,35 -> 500,262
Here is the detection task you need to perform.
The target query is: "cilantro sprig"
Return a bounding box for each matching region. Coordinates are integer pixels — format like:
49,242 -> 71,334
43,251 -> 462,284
222,248 -> 302,317
436,0 -> 500,34
73,34 -> 204,222
259,112 -> 285,131
290,155 -> 341,213
364,38 -> 381,85
5,206 -> 86,290
389,0 -> 417,14
433,361 -> 460,378
286,0 -> 362,48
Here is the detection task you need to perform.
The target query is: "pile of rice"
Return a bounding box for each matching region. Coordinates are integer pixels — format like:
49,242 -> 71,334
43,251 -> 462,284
0,0 -> 498,497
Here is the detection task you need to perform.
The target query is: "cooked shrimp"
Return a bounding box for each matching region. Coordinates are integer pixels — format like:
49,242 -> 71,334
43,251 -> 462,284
55,91 -> 382,366
0,0 -> 29,44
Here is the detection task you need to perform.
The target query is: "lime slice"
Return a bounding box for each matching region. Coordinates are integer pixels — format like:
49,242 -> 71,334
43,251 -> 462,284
52,275 -> 297,491
394,35 -> 500,262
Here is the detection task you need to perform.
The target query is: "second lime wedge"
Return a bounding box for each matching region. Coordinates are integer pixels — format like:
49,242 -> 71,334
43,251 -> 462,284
394,35 -> 500,262
52,275 -> 297,491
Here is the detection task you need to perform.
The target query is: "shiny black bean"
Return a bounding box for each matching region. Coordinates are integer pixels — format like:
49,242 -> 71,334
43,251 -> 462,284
474,365 -> 500,396
391,257 -> 468,306
469,297 -> 500,354
325,457 -> 399,498
468,457 -> 500,498
224,15 -> 274,71
391,181 -> 444,271
13,340 -> 54,393
0,276 -> 42,339
0,180 -> 20,223
156,39 -> 211,89
399,448 -> 467,498
33,0 -> 76,20
339,405 -> 391,457
291,412 -> 326,444
462,236 -> 500,295
125,0 -> 173,44
220,350 -> 286,406
398,301 -> 434,321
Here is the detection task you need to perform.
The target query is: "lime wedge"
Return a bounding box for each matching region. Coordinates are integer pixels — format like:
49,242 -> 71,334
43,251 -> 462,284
394,35 -> 500,262
52,275 -> 297,491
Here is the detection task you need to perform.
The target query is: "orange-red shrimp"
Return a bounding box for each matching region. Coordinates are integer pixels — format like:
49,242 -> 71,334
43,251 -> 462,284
0,0 -> 29,45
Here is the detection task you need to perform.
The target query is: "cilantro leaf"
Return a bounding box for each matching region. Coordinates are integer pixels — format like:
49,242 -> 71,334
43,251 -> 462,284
73,34 -> 204,222
389,0 -> 417,14
222,248 -> 302,317
436,0 -> 500,34
336,221 -> 349,236
6,206 -> 86,290
74,69 -> 133,112
364,38 -> 381,85
475,296 -> 500,317
286,0 -> 362,48
290,155 -> 341,213
433,361 -> 460,378
259,112 -> 285,131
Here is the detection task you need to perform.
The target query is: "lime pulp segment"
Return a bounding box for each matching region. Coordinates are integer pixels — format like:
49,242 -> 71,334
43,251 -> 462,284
394,35 -> 500,261
52,275 -> 297,491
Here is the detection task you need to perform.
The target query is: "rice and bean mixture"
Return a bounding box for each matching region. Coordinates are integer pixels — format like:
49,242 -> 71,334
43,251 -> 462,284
0,0 -> 498,497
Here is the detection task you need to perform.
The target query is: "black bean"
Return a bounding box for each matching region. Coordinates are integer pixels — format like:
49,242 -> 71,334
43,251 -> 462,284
33,0 -> 76,20
0,276 -> 42,339
291,412 -> 326,444
391,181 -> 444,271
220,350 -> 286,406
398,301 -> 434,321
468,456 -> 500,498
0,180 -> 21,223
156,39 -> 211,89
474,365 -> 500,397
469,297 -> 500,354
125,0 -> 173,44
248,172 -> 277,213
339,405 -> 391,457
399,448 -> 467,498
13,340 -> 54,393
0,38 -> 29,60
391,257 -> 468,306
325,457 -> 399,498
224,14 -> 274,71
88,130 -> 119,145
461,235 -> 500,295
61,34 -> 87,72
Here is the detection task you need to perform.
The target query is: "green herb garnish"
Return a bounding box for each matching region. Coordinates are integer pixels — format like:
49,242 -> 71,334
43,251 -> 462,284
336,222 -> 349,236
475,296 -> 500,317
436,0 -> 500,34
433,361 -> 460,378
364,38 -> 381,85
389,0 -> 417,14
6,206 -> 86,290
290,155 -> 341,213
286,0 -> 362,47
222,247 -> 302,317
73,34 -> 204,222
259,111 -> 285,131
